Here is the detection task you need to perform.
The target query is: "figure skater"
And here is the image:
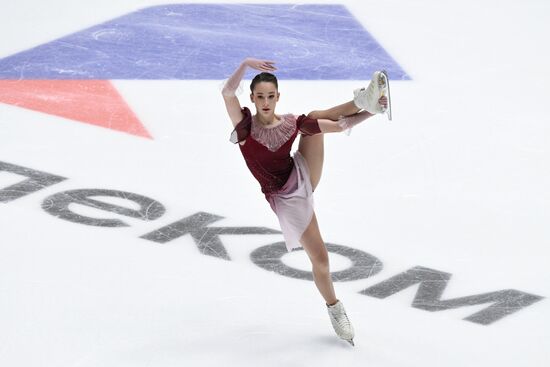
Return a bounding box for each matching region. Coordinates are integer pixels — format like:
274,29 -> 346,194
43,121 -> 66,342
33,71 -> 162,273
221,57 -> 389,346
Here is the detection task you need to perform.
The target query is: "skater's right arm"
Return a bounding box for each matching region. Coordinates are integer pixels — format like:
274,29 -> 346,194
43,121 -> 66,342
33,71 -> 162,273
222,58 -> 276,127
222,61 -> 247,127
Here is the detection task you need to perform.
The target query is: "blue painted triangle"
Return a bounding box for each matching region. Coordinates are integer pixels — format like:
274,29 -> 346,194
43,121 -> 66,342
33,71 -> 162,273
0,4 -> 410,80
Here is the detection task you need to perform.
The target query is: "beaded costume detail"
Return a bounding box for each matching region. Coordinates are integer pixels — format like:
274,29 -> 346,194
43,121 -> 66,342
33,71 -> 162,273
251,114 -> 297,152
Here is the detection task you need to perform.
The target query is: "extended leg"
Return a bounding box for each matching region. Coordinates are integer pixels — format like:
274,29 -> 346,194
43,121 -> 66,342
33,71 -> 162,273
298,103 -> 360,190
299,91 -> 389,189
298,132 -> 324,192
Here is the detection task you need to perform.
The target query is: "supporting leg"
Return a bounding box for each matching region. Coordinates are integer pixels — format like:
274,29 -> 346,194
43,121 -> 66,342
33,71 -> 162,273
299,212 -> 337,305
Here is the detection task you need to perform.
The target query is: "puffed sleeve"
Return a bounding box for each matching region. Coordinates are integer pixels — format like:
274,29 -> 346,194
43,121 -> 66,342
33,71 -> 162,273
229,107 -> 252,144
296,114 -> 321,136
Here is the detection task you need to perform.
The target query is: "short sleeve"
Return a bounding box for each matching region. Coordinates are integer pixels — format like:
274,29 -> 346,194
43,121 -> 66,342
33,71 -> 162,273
296,114 -> 321,136
229,107 -> 252,144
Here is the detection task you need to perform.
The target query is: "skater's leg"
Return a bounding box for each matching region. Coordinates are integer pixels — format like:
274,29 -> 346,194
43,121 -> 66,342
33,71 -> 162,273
299,94 -> 389,188
298,109 -> 329,191
300,213 -> 355,345
298,105 -> 375,187
299,211 -> 337,305
298,131 -> 324,192
298,107 -> 367,189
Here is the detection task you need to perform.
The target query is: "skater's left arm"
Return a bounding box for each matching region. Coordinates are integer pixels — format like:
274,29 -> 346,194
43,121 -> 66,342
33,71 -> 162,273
317,118 -> 352,133
316,111 -> 372,133
298,115 -> 369,134
317,96 -> 388,133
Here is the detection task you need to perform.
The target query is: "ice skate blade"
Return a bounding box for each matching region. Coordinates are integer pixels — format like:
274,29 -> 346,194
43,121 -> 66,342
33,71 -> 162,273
381,70 -> 392,121
345,339 -> 355,346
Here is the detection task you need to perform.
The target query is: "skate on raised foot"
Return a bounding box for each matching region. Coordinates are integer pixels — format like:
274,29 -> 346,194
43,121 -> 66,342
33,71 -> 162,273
327,300 -> 355,346
353,70 -> 392,121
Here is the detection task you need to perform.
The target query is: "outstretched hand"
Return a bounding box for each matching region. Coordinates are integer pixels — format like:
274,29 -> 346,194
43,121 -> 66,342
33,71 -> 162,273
244,58 -> 277,72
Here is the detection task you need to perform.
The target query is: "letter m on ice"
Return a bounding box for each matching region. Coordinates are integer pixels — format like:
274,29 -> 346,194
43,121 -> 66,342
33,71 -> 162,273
360,266 -> 544,325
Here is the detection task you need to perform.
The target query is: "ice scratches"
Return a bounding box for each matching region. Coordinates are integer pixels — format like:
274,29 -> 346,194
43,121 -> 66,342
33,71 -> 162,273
236,3 -> 352,20
91,28 -> 132,43
0,3 -> 409,80
165,11 -> 184,17
56,40 -> 91,52
0,161 -> 67,203
251,242 -> 383,282
42,189 -> 165,227
141,212 -> 281,261
360,266 -> 545,325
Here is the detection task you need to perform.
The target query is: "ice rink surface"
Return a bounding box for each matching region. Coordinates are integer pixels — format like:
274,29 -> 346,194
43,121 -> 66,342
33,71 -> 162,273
1,0 -> 549,366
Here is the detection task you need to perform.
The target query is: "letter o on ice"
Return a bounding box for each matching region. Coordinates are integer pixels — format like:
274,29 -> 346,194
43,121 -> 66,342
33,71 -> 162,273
250,242 -> 383,281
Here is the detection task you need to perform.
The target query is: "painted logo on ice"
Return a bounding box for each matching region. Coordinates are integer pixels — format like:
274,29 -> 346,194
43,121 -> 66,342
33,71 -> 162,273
0,160 -> 545,326
0,4 -> 409,137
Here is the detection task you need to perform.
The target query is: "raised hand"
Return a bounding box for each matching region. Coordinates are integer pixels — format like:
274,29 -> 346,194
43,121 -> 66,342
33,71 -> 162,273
244,58 -> 277,72
378,96 -> 388,109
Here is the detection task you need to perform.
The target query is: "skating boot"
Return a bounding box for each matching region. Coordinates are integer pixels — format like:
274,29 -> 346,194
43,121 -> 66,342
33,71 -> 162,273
327,300 -> 355,346
353,70 -> 392,120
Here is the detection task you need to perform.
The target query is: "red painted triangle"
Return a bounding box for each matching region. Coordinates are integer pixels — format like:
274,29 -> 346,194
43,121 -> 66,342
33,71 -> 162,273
0,80 -> 152,139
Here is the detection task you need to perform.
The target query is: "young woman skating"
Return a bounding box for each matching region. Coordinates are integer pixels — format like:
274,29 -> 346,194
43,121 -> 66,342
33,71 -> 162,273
222,57 -> 390,346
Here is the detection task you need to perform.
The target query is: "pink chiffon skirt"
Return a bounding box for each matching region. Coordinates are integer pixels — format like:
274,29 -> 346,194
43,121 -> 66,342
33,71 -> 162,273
266,151 -> 314,252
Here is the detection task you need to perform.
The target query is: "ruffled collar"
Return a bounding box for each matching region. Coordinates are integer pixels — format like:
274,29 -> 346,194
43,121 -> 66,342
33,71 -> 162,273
251,114 -> 296,152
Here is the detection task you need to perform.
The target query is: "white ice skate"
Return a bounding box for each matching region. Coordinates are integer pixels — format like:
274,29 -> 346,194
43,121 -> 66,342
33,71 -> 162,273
353,70 -> 392,121
327,300 -> 355,346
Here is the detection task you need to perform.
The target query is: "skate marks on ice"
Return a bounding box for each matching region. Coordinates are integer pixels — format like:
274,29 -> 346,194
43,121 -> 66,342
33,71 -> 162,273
0,159 -> 544,326
0,4 -> 409,80
0,4 -> 408,141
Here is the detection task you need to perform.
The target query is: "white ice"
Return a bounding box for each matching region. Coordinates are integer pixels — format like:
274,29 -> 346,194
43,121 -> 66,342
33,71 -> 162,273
0,0 -> 549,366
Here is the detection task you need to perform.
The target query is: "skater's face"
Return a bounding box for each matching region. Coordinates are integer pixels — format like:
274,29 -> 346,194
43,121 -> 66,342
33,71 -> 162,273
250,82 -> 279,118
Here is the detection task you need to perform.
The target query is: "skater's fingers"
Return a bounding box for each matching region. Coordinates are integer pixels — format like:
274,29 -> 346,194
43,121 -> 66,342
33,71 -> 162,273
262,61 -> 277,71
262,62 -> 276,69
248,59 -> 277,72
